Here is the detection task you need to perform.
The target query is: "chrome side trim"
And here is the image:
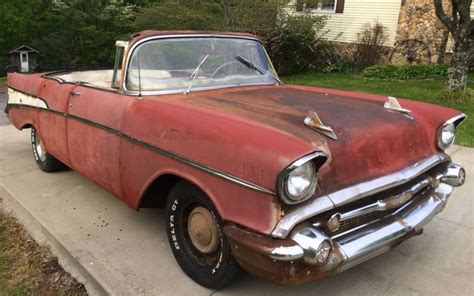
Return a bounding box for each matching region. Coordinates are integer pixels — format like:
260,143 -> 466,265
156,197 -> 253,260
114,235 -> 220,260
272,153 -> 450,238
6,102 -> 275,195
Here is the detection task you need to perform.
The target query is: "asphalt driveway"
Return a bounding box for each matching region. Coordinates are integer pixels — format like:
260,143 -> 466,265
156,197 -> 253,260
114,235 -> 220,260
0,125 -> 472,295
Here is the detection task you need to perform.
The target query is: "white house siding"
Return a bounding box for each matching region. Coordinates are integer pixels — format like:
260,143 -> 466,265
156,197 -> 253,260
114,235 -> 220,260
315,0 -> 402,47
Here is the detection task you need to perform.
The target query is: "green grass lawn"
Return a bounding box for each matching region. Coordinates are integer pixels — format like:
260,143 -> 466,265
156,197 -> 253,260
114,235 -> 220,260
283,73 -> 474,147
0,77 -> 6,82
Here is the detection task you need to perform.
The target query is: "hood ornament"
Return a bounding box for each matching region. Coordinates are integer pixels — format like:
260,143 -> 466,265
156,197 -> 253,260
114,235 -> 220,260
304,111 -> 337,140
384,96 -> 414,120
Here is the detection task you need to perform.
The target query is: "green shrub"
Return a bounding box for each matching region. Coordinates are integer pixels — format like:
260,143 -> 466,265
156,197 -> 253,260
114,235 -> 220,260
323,56 -> 356,73
363,64 -> 449,80
135,0 -> 332,75
135,1 -> 225,31
265,12 -> 331,75
354,21 -> 389,69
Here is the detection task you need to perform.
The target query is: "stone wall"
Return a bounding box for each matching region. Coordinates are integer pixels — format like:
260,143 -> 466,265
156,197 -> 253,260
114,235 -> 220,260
391,0 -> 451,64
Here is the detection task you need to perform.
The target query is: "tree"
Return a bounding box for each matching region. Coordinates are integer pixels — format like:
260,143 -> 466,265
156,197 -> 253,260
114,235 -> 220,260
434,0 -> 473,92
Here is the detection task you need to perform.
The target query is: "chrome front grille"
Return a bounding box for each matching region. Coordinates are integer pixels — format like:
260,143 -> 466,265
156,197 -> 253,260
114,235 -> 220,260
316,176 -> 435,237
330,209 -> 396,236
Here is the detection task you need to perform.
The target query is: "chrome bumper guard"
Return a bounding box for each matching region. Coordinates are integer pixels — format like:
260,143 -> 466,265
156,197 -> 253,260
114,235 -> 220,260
270,163 -> 465,272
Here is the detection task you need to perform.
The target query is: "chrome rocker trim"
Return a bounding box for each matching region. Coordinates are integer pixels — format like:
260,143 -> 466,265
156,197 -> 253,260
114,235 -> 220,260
270,162 -> 464,268
272,153 -> 450,238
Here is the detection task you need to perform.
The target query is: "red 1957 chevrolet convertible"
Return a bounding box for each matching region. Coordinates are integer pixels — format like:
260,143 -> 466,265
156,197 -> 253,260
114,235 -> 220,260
5,31 -> 466,288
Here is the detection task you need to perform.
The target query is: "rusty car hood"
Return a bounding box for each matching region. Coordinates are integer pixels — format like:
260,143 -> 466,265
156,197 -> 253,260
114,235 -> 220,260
179,85 -> 444,195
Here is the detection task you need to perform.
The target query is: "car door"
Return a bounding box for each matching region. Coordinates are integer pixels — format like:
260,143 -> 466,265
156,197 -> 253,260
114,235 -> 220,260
37,79 -> 76,164
66,85 -> 131,199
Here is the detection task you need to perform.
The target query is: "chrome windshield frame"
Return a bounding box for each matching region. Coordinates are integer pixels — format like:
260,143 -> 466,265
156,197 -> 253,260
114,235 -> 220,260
121,34 -> 280,96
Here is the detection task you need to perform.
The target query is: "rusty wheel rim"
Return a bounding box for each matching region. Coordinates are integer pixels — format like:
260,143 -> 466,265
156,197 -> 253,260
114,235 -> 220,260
187,206 -> 220,255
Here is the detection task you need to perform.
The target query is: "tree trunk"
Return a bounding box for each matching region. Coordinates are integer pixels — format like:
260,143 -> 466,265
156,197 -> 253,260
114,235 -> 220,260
437,30 -> 449,64
446,40 -> 470,92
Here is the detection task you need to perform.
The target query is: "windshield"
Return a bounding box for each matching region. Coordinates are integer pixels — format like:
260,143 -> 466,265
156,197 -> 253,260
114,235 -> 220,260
126,37 -> 279,93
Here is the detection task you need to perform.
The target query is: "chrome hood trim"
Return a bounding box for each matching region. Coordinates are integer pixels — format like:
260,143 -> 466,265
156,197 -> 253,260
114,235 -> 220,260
272,153 -> 451,238
384,96 -> 414,119
303,111 -> 337,140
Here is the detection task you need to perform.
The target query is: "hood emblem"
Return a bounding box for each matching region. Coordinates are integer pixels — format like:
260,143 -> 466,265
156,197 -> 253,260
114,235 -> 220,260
384,96 -> 414,119
304,111 -> 337,140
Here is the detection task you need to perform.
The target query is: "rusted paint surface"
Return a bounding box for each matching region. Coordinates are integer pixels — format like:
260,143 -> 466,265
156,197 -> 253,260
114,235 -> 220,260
5,50 -> 462,236
224,224 -> 428,285
163,84 -> 459,195
224,225 -> 345,286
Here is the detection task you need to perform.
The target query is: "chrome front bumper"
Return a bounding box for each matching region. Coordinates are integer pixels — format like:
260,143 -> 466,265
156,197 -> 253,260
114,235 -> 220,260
270,163 -> 465,272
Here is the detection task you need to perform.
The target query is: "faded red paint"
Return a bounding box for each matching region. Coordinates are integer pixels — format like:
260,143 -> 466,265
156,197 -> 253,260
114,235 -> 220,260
6,68 -> 462,236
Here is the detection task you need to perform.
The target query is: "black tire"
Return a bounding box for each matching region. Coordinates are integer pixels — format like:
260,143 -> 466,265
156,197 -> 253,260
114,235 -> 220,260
165,181 -> 241,289
31,128 -> 65,172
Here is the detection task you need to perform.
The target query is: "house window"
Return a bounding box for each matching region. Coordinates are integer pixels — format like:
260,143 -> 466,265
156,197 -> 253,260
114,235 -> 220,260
296,0 -> 336,12
21,53 -> 27,62
296,0 -> 344,13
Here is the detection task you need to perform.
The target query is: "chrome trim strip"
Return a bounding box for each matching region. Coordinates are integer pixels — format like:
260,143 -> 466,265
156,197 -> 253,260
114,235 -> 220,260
124,82 -> 277,97
445,113 -> 467,125
6,103 -> 275,195
327,154 -> 449,207
272,153 -> 450,238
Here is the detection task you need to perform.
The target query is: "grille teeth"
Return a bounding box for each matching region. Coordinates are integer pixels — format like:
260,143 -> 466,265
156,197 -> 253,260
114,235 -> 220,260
328,209 -> 395,236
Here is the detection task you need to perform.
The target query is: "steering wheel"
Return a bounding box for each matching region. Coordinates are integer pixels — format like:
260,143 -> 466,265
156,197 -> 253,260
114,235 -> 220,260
211,61 -> 249,78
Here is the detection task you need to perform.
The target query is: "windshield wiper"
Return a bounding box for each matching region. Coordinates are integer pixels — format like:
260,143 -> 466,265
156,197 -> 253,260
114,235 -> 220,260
185,54 -> 210,95
234,55 -> 282,85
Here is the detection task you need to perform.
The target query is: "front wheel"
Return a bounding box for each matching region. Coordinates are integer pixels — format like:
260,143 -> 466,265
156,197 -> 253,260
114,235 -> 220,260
31,128 -> 65,172
165,181 -> 241,289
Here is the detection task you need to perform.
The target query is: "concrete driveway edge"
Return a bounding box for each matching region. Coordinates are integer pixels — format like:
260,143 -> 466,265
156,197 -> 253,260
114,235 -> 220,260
0,183 -> 109,296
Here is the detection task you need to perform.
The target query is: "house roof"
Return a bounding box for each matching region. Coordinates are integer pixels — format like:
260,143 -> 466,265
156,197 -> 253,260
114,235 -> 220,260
9,45 -> 39,54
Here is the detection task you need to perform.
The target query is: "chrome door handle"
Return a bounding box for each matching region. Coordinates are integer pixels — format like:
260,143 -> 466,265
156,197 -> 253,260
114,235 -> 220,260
70,90 -> 81,96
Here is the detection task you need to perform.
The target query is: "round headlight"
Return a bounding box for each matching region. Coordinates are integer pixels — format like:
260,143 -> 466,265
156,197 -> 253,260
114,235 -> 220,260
284,161 -> 316,203
437,123 -> 456,149
277,152 -> 327,205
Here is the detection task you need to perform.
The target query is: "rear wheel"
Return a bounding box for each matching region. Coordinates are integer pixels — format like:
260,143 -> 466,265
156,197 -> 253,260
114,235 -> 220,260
165,181 -> 241,289
31,128 -> 65,172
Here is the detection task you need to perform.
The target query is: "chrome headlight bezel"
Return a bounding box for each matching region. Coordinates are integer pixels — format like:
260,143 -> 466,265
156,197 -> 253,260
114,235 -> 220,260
277,152 -> 328,205
436,114 -> 467,150
437,122 -> 456,150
